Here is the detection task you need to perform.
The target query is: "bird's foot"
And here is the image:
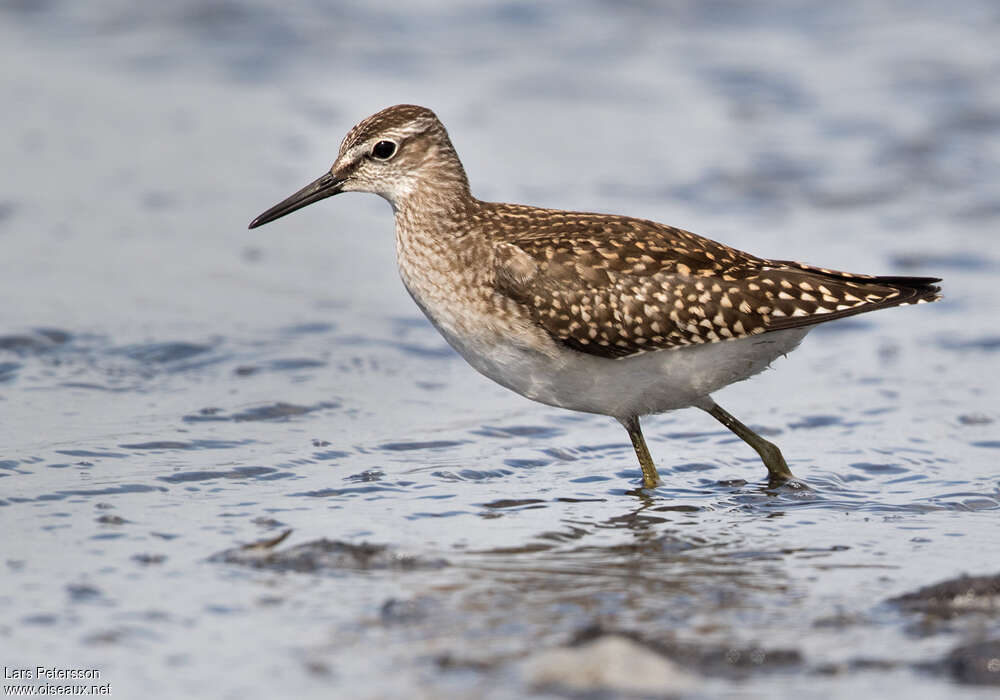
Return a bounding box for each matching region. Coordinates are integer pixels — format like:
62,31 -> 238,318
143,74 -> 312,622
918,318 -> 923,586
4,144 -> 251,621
765,472 -> 811,492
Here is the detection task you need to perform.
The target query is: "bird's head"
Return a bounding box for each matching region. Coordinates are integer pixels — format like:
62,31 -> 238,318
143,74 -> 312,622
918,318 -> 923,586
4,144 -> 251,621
249,104 -> 468,229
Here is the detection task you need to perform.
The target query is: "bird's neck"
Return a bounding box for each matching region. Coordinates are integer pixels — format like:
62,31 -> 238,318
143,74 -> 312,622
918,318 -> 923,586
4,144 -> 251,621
392,180 -> 479,244
393,191 -> 490,297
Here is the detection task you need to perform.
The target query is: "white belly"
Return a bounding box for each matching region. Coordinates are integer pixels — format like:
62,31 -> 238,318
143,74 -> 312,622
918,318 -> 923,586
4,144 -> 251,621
459,328 -> 807,418
414,285 -> 809,419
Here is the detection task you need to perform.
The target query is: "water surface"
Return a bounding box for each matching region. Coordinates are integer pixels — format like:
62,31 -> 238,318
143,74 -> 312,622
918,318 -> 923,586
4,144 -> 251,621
2,2 -> 999,698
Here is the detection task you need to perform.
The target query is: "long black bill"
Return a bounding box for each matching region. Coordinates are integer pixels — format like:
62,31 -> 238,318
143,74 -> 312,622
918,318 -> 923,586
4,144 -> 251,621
248,172 -> 346,229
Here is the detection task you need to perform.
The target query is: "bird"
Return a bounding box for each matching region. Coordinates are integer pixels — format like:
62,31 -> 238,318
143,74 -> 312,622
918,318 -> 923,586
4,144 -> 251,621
249,104 -> 941,489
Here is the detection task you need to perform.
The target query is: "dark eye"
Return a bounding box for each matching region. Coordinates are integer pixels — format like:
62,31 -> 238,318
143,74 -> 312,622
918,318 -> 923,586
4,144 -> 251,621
371,140 -> 397,160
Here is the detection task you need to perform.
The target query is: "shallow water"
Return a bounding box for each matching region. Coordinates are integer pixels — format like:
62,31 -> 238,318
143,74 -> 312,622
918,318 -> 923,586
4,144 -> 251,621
2,1 -> 1000,698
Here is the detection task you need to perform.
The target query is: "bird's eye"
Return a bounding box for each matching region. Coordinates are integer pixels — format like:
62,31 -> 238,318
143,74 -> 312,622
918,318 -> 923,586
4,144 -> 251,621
371,140 -> 397,160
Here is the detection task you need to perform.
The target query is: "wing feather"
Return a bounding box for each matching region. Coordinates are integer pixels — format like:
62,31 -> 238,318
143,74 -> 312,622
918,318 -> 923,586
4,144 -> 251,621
489,206 -> 940,359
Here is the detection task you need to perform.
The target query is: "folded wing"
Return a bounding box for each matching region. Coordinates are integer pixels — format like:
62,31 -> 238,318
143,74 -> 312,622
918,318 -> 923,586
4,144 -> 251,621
491,209 -> 940,359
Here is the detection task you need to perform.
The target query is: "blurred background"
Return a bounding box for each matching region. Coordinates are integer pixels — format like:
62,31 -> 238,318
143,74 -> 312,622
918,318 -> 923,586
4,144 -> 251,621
2,2 -> 998,698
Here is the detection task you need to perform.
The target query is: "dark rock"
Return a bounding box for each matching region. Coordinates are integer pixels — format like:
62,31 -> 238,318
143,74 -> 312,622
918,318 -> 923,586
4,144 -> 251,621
569,625 -> 801,678
947,639 -> 1000,685
888,574 -> 1000,618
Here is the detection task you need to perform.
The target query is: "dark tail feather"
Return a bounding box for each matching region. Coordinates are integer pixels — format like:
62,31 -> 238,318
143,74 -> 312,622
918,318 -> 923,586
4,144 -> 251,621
869,276 -> 942,304
761,264 -> 943,332
870,275 -> 941,288
773,260 -> 943,304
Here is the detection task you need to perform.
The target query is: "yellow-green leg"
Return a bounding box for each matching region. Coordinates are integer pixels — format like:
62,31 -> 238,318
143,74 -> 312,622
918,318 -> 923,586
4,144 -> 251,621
618,415 -> 661,488
704,402 -> 795,482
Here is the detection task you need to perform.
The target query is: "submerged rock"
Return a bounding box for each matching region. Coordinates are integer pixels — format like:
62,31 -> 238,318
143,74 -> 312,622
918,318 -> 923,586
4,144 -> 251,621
211,531 -> 448,573
569,626 -> 801,679
888,573 -> 1000,618
947,639 -> 1000,685
524,634 -> 698,695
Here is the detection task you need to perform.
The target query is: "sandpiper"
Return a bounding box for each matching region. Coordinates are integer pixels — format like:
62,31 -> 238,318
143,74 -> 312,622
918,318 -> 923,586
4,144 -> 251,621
250,104 -> 940,488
